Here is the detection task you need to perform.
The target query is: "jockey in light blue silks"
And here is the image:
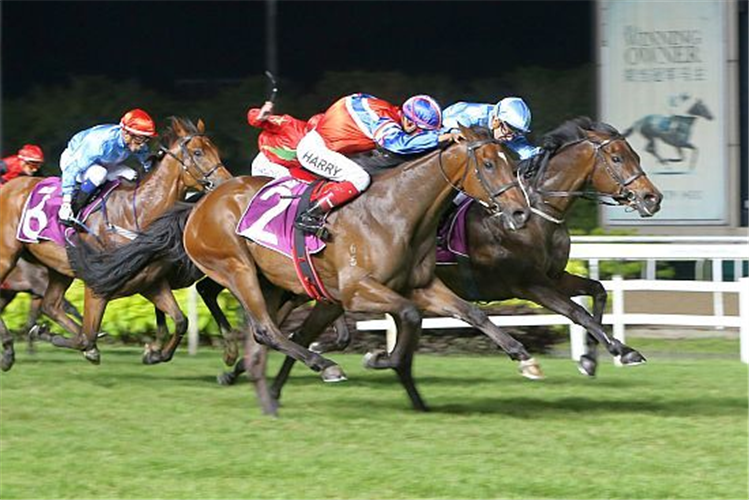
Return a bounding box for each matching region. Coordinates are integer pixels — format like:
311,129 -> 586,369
441,97 -> 541,161
58,108 -> 157,225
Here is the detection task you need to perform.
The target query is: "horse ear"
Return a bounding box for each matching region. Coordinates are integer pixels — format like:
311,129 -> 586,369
171,117 -> 187,136
459,124 -> 479,141
197,119 -> 206,134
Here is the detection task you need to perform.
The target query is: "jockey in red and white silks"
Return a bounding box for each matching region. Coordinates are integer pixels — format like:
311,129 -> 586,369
247,101 -> 322,182
293,93 -> 454,235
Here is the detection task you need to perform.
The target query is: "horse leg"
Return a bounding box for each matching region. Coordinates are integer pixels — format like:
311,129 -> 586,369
686,144 -> 698,170
140,284 -> 187,364
195,278 -> 239,366
270,302 -> 345,401
344,278 -> 428,411
37,272 -> 81,337
24,296 -> 43,354
0,293 -> 17,371
645,139 -> 667,164
518,280 -> 646,367
47,286 -> 103,364
309,315 -> 352,354
0,241 -> 24,371
554,272 -> 609,377
408,278 -> 544,380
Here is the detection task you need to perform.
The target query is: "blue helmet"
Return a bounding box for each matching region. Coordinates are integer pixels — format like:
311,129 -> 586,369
491,97 -> 532,133
402,95 -> 443,131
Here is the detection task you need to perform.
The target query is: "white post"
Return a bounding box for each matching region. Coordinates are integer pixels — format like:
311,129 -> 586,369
740,277 -> 749,364
645,259 -> 656,280
385,314 -> 397,354
612,275 -> 625,366
187,285 -> 199,355
569,297 -> 587,361
712,259 -> 724,330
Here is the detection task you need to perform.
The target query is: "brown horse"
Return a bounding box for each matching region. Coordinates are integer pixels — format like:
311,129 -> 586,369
183,126 -> 538,414
0,257 -> 82,353
298,117 -> 663,378
0,117 -> 231,370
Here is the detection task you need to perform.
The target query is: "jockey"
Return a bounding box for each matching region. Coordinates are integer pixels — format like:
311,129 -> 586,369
58,109 -> 157,224
247,100 -> 322,182
442,97 -> 541,160
0,144 -> 44,185
294,93 -> 459,235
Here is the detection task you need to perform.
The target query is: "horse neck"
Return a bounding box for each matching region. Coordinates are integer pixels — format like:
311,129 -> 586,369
376,148 -> 467,238
531,144 -> 595,217
121,156 -> 186,227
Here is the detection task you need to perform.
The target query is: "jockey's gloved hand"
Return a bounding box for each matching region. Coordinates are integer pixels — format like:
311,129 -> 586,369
58,194 -> 74,222
121,169 -> 138,182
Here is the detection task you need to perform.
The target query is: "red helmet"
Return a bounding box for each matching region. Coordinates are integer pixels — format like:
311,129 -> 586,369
17,144 -> 44,163
120,108 -> 158,137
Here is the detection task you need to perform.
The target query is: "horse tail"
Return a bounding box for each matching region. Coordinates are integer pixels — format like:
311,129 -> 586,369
66,203 -> 195,299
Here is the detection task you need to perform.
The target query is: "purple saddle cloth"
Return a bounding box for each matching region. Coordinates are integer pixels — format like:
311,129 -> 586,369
16,177 -> 120,247
236,177 -> 326,259
436,198 -> 473,264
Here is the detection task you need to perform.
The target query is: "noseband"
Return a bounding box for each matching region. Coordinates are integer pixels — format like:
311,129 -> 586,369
438,137 -> 519,214
159,134 -> 224,191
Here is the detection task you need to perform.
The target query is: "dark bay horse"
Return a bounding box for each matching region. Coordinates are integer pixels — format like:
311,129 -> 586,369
0,117 -> 231,370
304,117 -> 663,378
0,257 -> 81,353
623,99 -> 713,169
183,126 -> 538,414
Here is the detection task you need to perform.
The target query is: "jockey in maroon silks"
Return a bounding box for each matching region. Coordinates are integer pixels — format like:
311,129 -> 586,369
246,100 -> 322,182
0,144 -> 44,185
292,93 -> 461,235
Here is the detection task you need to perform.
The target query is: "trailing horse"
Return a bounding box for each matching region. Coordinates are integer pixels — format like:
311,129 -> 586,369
0,117 -> 232,370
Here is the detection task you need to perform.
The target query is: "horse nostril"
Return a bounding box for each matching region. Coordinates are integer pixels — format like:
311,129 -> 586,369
645,193 -> 661,209
512,208 -> 529,228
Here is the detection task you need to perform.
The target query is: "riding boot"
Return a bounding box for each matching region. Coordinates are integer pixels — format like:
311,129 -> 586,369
294,200 -> 328,236
71,189 -> 93,218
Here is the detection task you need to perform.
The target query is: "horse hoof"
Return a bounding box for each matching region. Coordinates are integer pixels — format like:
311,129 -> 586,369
363,350 -> 388,370
217,372 -> 237,386
142,350 -> 162,365
83,348 -> 100,365
518,358 -> 545,380
577,354 -> 598,377
1,351 -> 15,372
321,365 -> 347,383
620,349 -> 647,366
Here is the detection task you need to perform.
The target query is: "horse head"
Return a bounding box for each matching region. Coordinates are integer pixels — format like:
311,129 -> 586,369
583,120 -> 663,217
453,125 -> 529,230
687,99 -> 714,120
157,117 -> 232,193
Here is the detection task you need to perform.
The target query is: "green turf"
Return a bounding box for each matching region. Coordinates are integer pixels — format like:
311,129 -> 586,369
1,345 -> 746,500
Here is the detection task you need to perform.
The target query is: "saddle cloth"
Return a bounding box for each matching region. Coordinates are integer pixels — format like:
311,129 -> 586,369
236,177 -> 326,259
436,198 -> 473,264
16,177 -> 120,247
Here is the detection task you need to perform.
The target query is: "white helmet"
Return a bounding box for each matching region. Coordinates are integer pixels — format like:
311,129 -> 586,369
492,97 -> 532,133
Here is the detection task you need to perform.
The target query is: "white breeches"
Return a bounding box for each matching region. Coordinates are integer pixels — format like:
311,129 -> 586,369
251,152 -> 289,179
296,130 -> 370,191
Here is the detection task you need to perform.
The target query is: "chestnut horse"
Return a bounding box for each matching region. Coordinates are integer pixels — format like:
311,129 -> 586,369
0,117 -> 231,370
294,117 -> 663,379
183,126 -> 538,414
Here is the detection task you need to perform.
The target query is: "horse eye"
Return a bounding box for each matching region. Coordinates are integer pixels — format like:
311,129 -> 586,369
193,149 -> 204,157
612,155 -> 622,164
483,160 -> 494,169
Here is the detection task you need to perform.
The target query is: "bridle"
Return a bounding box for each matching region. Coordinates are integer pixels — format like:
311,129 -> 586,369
519,135 -> 647,223
159,134 -> 224,191
438,137 -> 520,216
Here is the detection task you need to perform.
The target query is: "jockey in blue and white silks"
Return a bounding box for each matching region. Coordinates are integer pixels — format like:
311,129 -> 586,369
441,97 -> 541,161
58,109 -> 157,224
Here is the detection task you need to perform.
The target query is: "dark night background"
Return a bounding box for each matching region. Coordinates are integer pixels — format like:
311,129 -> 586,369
2,1 -> 593,97
2,0 -> 601,229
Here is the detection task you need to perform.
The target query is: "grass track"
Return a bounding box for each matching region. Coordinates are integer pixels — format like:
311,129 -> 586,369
1,343 -> 746,499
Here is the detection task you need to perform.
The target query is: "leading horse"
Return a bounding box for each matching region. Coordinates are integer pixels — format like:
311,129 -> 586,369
183,126 -> 538,414
0,117 -> 231,370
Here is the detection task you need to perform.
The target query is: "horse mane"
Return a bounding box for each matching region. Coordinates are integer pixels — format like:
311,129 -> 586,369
159,116 -> 201,148
518,117 -> 621,178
